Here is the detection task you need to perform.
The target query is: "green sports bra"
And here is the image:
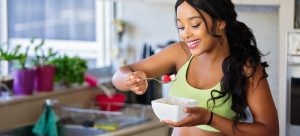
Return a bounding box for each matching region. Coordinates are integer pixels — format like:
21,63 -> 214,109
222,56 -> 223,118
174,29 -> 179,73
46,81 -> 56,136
169,56 -> 236,132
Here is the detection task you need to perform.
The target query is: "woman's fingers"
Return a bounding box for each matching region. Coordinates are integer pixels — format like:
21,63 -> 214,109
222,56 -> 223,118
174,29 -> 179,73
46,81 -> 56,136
124,71 -> 148,95
184,107 -> 200,113
162,117 -> 198,127
125,78 -> 145,87
161,107 -> 210,127
125,78 -> 137,86
135,78 -> 146,86
132,80 -> 148,94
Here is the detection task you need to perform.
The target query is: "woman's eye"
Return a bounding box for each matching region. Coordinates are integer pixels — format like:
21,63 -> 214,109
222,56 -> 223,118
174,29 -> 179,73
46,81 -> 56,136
177,26 -> 184,30
192,23 -> 201,28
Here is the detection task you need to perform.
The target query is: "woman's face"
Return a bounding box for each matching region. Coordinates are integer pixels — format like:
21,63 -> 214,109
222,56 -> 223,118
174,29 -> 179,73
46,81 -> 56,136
176,1 -> 221,56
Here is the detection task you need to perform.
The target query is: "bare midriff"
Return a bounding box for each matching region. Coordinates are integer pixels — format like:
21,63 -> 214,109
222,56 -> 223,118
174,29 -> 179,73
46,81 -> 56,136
172,127 -> 226,136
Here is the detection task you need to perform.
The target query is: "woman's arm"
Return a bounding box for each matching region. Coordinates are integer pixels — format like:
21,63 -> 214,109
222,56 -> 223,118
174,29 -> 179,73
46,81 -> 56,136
112,42 -> 189,93
211,66 -> 278,136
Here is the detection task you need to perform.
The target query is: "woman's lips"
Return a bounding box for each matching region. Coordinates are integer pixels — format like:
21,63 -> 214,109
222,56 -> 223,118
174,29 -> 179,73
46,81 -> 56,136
187,40 -> 200,49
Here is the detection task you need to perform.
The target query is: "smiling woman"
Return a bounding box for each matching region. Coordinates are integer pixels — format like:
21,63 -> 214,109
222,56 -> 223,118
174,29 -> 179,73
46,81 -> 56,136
112,0 -> 279,136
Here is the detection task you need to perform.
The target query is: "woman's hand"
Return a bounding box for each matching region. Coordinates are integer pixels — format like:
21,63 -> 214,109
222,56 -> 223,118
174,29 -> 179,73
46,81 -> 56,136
124,71 -> 148,95
161,107 -> 211,127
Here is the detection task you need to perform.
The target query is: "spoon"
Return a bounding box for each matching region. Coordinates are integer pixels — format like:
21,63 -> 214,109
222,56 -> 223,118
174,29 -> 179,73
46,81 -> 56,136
142,76 -> 176,84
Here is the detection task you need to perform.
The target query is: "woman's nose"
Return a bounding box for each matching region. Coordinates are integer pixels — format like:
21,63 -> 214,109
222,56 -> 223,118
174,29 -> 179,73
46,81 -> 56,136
182,28 -> 192,39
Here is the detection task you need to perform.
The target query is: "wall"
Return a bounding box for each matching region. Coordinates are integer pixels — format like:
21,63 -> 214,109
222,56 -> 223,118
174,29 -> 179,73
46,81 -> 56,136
237,5 -> 279,105
119,2 -> 178,62
279,0 -> 295,135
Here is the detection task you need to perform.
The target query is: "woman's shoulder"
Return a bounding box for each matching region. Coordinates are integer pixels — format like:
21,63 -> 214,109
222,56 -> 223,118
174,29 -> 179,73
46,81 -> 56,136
243,62 -> 268,92
166,42 -> 191,60
165,42 -> 191,71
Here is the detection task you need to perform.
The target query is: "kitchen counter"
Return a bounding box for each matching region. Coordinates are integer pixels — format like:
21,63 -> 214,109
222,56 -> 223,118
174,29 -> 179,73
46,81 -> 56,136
97,104 -> 170,136
0,86 -> 100,130
59,100 -> 171,136
0,84 -> 171,135
0,111 -> 171,136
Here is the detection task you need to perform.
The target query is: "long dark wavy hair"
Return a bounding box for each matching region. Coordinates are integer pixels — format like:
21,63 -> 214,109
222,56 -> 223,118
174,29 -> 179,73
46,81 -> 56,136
175,0 -> 269,132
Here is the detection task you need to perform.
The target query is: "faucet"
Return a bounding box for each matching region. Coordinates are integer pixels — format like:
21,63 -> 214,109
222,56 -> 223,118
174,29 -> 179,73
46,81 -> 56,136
0,83 -> 12,99
45,99 -> 59,106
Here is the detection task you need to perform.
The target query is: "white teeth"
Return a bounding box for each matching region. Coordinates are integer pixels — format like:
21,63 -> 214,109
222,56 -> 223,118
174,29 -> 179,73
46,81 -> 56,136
187,40 -> 199,46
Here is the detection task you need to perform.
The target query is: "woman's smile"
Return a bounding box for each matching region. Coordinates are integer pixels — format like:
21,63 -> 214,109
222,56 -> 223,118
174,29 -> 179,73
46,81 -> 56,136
186,39 -> 200,49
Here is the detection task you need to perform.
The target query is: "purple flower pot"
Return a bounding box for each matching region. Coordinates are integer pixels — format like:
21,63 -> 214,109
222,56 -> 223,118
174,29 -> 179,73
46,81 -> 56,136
13,69 -> 36,95
35,65 -> 55,92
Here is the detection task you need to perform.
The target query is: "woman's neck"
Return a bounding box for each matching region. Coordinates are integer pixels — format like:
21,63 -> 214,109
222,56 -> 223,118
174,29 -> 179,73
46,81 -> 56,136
196,36 -> 230,67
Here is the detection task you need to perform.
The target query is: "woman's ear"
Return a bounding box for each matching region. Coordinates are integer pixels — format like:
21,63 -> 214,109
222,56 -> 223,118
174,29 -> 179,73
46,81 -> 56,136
217,20 -> 226,30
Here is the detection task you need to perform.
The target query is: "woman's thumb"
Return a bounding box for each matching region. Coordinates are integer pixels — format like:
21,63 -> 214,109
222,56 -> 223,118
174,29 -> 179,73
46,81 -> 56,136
184,107 -> 199,113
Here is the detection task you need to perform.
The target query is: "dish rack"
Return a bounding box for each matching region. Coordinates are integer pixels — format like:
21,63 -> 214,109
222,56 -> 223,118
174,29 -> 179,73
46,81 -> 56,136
57,101 -> 153,130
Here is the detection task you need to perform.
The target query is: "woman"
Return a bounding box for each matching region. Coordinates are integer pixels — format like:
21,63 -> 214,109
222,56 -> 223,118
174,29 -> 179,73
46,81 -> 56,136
112,0 -> 279,135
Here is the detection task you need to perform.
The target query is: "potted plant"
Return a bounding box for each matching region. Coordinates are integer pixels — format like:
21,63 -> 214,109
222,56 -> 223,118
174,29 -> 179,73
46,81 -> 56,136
31,38 -> 57,92
0,42 -> 21,93
49,55 -> 87,88
12,44 -> 36,95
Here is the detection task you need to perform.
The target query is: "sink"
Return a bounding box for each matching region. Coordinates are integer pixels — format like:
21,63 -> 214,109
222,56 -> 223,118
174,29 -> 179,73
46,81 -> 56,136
60,116 -> 150,136
58,103 -> 152,136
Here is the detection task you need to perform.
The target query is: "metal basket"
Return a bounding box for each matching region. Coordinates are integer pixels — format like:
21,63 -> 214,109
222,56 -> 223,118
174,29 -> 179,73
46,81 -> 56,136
58,102 -> 153,129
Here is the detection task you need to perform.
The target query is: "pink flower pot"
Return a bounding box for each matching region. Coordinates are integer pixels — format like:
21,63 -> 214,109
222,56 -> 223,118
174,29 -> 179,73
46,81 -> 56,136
35,65 -> 55,92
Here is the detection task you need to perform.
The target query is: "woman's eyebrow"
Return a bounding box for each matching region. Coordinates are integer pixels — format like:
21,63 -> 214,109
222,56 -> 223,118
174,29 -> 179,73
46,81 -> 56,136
177,16 -> 203,21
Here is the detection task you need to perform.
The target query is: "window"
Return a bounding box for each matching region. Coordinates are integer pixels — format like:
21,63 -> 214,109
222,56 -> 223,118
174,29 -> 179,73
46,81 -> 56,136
8,0 -> 96,41
1,0 -> 114,74
0,0 -> 8,75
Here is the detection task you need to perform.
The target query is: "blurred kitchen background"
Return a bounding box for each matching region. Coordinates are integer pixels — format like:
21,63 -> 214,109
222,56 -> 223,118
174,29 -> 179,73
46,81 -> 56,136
0,0 -> 299,136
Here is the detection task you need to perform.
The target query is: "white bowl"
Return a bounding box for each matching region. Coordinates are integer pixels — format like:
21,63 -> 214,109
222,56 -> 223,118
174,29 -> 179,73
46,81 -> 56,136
151,97 -> 198,122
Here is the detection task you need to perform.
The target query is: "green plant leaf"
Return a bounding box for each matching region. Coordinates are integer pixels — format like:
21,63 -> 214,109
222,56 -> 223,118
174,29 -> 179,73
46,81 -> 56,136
49,55 -> 87,86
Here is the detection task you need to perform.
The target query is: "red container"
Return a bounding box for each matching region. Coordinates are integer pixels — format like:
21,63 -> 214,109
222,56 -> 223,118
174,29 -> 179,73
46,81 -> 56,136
96,93 -> 126,111
35,65 -> 55,92
84,74 -> 98,87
